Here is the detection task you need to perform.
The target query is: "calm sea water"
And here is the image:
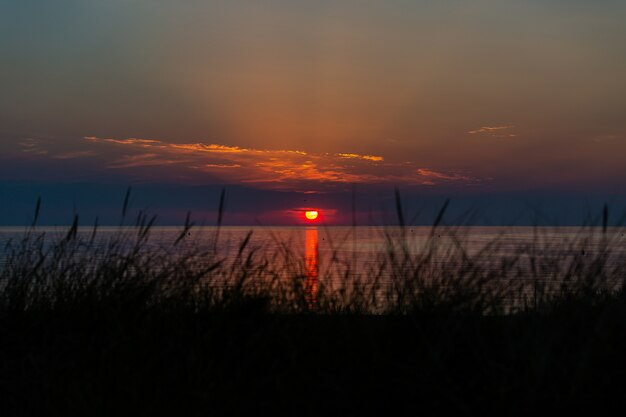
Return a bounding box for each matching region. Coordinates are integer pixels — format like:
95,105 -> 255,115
2,225 -> 625,308
2,225 -> 624,268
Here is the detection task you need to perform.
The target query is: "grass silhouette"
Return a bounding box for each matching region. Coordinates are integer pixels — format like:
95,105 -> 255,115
1,193 -> 626,415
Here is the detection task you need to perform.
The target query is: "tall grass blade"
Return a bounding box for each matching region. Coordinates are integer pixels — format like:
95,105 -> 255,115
213,188 -> 226,252
90,216 -> 99,244
121,187 -> 131,224
31,197 -> 41,228
175,211 -> 195,246
430,199 -> 450,236
65,214 -> 79,241
394,188 -> 405,229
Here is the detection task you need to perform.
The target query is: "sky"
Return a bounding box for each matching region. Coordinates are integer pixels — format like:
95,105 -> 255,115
1,0 -> 626,225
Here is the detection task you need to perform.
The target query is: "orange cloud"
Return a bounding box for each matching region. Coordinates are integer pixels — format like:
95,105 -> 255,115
108,153 -> 185,169
336,153 -> 384,162
171,143 -> 307,155
84,136 -> 163,147
83,136 -> 480,189
170,143 -> 248,153
205,163 -> 242,168
248,159 -> 376,184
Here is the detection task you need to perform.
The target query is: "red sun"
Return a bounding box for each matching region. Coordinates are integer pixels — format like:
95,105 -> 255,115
304,210 -> 319,221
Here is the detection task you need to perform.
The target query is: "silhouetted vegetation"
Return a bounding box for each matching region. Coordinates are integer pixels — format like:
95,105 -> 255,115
1,199 -> 626,416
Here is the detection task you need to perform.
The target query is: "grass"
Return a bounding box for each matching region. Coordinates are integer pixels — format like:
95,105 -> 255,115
2,197 -> 626,415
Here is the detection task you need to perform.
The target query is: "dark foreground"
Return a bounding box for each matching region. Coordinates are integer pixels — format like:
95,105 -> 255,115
3,303 -> 626,416
2,220 -> 626,415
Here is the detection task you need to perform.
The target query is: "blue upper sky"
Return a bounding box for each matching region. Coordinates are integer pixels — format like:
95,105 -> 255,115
1,1 -> 625,224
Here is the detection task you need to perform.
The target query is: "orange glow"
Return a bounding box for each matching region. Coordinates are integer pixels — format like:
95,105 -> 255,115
84,136 -> 479,188
304,228 -> 318,308
305,210 -> 319,221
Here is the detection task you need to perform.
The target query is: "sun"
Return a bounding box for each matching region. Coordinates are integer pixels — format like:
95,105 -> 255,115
305,210 -> 319,221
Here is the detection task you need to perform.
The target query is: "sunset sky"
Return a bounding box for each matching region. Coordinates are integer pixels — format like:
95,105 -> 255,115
2,1 -> 626,225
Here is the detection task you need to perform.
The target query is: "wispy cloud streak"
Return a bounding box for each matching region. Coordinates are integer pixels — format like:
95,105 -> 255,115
468,126 -> 517,138
336,153 -> 384,162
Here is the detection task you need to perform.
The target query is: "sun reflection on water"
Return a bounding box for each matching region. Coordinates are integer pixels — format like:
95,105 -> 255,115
304,227 -> 318,308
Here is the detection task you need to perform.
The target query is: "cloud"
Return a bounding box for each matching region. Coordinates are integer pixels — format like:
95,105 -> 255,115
18,138 -> 48,155
82,136 -> 480,189
107,153 -> 185,169
171,143 -> 249,154
205,163 -> 242,168
468,126 -> 517,138
336,153 -> 384,162
84,136 -> 163,147
417,169 -> 471,183
170,143 -> 307,155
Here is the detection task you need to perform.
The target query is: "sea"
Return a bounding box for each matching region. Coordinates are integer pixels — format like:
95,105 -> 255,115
2,225 -> 626,310
1,225 -> 624,273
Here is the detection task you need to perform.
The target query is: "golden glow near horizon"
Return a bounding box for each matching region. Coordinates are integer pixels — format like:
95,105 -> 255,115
305,210 -> 319,221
